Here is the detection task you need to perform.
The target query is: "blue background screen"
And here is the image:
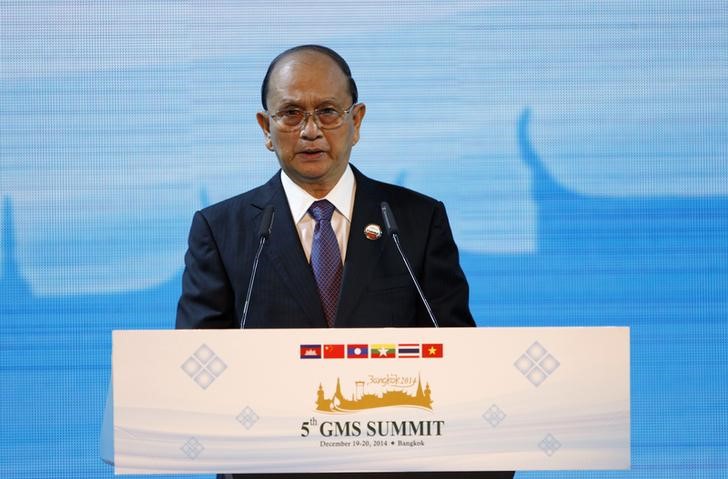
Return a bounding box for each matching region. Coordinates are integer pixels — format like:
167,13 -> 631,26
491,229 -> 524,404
1,1 -> 726,477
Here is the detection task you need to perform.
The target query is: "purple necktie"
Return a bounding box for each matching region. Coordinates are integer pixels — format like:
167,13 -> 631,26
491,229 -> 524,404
308,200 -> 343,327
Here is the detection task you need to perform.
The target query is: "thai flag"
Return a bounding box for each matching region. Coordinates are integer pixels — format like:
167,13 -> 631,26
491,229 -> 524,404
398,343 -> 420,358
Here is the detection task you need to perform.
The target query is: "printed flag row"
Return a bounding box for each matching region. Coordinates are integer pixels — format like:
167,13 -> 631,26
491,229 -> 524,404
299,343 -> 443,359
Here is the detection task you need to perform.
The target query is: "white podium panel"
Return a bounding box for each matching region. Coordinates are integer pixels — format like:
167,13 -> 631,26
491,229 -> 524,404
112,327 -> 629,474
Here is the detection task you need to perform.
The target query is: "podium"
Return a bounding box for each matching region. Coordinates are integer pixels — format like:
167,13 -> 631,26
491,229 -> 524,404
104,327 -> 629,474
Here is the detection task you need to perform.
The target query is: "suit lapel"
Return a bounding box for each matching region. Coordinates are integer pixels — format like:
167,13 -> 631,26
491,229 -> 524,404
252,173 -> 326,327
336,169 -> 388,325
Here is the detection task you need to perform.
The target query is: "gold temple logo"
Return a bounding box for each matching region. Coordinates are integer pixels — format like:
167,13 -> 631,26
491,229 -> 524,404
315,375 -> 433,413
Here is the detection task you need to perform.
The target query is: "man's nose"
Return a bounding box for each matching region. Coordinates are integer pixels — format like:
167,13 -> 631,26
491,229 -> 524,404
300,113 -> 322,139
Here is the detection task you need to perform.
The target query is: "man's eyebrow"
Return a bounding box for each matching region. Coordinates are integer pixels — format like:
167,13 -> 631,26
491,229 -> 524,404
276,97 -> 340,106
276,98 -> 299,105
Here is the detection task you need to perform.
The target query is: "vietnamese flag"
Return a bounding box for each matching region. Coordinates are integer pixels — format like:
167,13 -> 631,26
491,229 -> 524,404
323,344 -> 345,359
347,344 -> 369,358
422,343 -> 443,358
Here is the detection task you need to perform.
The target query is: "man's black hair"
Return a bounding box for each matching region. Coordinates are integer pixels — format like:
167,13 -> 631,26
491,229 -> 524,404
261,45 -> 358,110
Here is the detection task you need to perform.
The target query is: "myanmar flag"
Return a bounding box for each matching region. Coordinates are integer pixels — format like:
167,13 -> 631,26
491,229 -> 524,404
347,344 -> 369,358
323,344 -> 345,359
422,343 -> 444,358
371,344 -> 396,358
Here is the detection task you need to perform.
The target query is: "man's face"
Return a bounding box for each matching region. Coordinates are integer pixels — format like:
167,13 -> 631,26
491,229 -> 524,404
257,51 -> 365,197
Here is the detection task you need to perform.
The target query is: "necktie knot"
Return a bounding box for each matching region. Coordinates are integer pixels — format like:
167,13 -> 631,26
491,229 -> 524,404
309,200 -> 335,222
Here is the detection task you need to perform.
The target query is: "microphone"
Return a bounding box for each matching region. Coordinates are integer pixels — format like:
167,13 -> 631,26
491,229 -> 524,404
257,203 -> 275,239
380,202 -> 439,328
240,205 -> 275,329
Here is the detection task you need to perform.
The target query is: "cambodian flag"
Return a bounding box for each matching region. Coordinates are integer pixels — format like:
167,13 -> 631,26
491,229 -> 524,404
300,344 -> 322,359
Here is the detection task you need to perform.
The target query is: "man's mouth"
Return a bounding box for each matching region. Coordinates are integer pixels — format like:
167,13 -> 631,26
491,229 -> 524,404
298,149 -> 325,158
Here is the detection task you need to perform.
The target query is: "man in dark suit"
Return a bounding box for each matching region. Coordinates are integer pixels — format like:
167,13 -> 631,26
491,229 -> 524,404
176,45 -> 513,479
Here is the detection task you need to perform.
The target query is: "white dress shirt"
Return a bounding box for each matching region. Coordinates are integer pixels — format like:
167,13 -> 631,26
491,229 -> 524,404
280,165 -> 356,263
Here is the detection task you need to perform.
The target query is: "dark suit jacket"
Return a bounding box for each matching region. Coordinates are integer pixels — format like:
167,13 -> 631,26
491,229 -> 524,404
176,166 -> 513,479
177,166 -> 474,330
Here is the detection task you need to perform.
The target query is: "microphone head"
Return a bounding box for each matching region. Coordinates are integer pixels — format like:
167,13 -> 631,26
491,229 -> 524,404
257,205 -> 275,239
380,201 -> 399,236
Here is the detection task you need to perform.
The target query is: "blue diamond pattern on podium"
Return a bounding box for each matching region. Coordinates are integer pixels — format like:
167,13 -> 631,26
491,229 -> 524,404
236,406 -> 260,430
539,433 -> 562,456
180,437 -> 204,459
482,404 -> 506,427
181,344 -> 228,389
514,341 -> 560,387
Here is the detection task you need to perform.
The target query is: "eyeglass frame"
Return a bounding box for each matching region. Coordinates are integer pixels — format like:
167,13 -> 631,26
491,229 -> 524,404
266,103 -> 359,131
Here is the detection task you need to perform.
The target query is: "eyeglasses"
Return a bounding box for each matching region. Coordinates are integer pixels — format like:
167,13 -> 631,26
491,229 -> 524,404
267,104 -> 358,132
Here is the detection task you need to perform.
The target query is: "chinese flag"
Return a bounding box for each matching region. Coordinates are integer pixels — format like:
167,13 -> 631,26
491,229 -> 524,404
422,343 -> 443,358
323,344 -> 345,359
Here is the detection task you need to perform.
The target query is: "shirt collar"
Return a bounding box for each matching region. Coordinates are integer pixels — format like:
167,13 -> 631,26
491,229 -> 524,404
280,164 -> 356,224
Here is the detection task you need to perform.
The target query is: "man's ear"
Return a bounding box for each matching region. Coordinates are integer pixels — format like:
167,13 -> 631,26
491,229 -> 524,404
256,112 -> 274,151
351,103 -> 366,146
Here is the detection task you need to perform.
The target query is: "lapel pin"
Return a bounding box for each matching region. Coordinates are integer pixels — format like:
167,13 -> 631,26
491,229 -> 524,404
364,223 -> 383,241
